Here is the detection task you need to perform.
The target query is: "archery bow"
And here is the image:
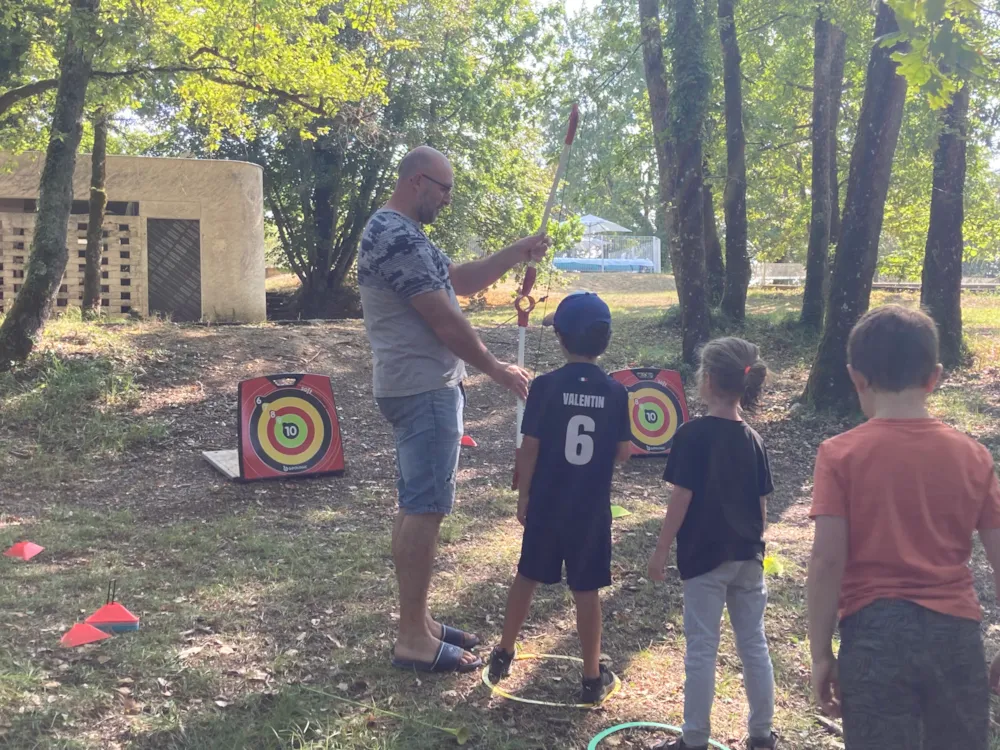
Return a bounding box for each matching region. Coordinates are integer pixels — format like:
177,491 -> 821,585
513,103 -> 580,488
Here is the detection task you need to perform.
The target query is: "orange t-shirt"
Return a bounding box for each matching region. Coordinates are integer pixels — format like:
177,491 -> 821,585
810,418 -> 1000,622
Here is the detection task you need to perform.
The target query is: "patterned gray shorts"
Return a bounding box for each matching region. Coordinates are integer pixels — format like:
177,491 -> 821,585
839,598 -> 989,750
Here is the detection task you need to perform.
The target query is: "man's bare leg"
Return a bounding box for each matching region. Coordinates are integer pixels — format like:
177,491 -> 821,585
392,510 -> 475,665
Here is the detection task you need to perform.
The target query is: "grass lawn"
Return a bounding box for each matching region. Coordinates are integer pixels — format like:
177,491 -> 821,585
2,276 -> 1000,749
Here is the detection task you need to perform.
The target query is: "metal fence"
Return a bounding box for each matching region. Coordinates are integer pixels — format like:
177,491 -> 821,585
557,234 -> 662,273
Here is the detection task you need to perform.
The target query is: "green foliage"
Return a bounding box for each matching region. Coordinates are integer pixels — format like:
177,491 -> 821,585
549,0 -> 659,239
5,0 -> 1000,301
883,0 -> 988,109
0,0 -> 399,152
549,214 -> 586,256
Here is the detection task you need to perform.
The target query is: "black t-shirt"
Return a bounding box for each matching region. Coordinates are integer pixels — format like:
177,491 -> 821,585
521,362 -> 631,525
663,416 -> 774,580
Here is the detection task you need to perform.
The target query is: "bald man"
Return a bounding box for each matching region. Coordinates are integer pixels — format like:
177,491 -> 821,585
358,146 -> 550,674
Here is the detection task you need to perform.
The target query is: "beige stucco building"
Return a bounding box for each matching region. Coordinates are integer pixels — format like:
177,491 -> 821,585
0,153 -> 266,323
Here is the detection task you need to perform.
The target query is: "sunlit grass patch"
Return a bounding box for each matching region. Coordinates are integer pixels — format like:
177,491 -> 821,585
0,318 -> 167,480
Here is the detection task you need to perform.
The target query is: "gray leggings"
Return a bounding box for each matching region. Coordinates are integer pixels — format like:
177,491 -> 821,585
681,560 -> 775,747
839,599 -> 989,750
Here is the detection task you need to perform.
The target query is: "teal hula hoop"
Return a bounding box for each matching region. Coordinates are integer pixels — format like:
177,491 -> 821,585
587,722 -> 732,750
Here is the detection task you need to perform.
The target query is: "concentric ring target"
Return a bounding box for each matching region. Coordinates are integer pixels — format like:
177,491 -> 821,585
249,389 -> 333,473
625,383 -> 684,453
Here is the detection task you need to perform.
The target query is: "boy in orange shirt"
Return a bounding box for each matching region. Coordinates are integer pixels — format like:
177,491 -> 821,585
808,305 -> 1000,750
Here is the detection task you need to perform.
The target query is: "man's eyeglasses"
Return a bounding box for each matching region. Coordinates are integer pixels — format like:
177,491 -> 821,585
419,173 -> 453,194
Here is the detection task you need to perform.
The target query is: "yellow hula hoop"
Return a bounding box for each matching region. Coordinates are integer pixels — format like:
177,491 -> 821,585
481,652 -> 622,709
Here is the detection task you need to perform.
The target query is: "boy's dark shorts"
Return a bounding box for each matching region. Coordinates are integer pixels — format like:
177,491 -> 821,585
517,515 -> 612,592
839,598 -> 989,750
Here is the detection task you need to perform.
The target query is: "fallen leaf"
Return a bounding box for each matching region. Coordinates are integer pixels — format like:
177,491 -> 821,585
178,646 -> 204,659
116,687 -> 132,696
218,645 -> 235,656
215,700 -> 229,708
42,681 -> 61,689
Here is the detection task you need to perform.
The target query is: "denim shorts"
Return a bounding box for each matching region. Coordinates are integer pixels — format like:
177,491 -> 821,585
376,385 -> 464,515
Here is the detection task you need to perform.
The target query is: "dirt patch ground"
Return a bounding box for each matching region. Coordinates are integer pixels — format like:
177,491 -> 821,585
3,276 -> 1000,749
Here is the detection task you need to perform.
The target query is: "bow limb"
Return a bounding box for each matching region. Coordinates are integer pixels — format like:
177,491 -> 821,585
512,103 -> 580,489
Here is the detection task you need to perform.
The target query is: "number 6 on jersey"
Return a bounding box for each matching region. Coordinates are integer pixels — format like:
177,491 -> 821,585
565,415 -> 596,465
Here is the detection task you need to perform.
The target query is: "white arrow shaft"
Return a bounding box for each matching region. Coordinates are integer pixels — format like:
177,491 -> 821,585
515,325 -> 527,448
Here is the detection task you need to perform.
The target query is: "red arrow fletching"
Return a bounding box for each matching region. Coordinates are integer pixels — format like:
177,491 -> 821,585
565,103 -> 580,145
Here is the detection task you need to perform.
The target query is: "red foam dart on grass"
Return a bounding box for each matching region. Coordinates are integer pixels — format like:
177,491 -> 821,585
61,623 -> 112,648
460,435 -> 477,448
4,541 -> 44,561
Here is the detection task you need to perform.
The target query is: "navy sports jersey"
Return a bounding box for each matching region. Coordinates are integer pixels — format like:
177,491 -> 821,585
521,362 -> 631,522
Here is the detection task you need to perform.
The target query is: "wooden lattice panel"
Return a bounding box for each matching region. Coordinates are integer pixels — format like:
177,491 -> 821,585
0,214 -> 141,316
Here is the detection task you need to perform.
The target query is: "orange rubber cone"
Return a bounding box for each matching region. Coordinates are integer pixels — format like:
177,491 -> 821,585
61,623 -> 112,648
85,602 -> 140,633
4,541 -> 44,561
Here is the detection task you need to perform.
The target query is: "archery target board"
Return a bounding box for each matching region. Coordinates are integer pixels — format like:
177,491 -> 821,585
237,374 -> 345,481
610,368 -> 689,457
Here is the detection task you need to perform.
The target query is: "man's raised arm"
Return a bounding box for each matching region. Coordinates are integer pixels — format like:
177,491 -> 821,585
449,235 -> 551,296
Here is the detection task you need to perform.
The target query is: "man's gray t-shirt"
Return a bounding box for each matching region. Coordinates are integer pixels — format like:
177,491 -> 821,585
358,209 -> 467,398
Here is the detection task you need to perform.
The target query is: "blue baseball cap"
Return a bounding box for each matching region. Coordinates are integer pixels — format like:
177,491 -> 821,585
543,291 -> 612,337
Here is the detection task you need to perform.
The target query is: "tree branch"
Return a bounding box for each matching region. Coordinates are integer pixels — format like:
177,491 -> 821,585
201,73 -> 326,117
748,137 -> 811,152
741,12 -> 802,36
0,63 -> 328,119
0,80 -> 58,117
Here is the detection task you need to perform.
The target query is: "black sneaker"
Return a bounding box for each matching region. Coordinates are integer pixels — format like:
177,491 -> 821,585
487,646 -> 514,682
651,739 -> 708,750
579,663 -> 615,704
746,732 -> 779,750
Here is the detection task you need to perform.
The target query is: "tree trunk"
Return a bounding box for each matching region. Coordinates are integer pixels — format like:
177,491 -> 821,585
0,0 -> 100,370
639,0 -> 681,302
670,0 -> 711,362
704,172 -> 725,306
83,115 -> 108,318
828,25 -> 847,246
804,3 -> 908,410
718,0 -> 750,323
921,84 -> 969,370
801,13 -> 833,328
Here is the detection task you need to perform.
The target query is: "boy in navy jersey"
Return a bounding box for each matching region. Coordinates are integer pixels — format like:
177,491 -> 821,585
488,291 -> 631,704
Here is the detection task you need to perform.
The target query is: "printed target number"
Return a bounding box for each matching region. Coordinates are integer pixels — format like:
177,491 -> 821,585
610,369 -> 689,456
628,386 -> 681,451
565,415 -> 596,465
248,388 -> 333,474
